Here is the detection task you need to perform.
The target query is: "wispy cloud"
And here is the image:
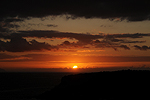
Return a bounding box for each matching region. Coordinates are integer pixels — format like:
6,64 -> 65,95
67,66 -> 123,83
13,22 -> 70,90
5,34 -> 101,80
1,53 -> 150,62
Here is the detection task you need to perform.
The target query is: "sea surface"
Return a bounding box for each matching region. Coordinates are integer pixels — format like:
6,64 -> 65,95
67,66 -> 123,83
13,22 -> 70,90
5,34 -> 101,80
0,72 -> 72,100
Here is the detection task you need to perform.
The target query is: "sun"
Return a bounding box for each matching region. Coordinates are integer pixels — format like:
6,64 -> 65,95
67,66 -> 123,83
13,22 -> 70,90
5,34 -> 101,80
73,65 -> 78,69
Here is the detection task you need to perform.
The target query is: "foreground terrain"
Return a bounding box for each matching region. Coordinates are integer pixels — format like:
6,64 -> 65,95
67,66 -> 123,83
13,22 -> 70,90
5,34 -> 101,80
37,70 -> 150,100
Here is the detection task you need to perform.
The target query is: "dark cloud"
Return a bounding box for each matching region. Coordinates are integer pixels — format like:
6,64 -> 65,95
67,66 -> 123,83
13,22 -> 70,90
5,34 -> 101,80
94,41 -> 130,51
0,18 -> 21,33
62,41 -> 71,45
0,33 -> 11,39
109,38 -> 146,43
59,40 -> 84,49
0,53 -> 16,59
1,0 -> 150,21
47,24 -> 58,27
121,40 -> 146,43
0,53 -> 19,62
17,30 -> 103,43
105,33 -> 150,38
1,53 -> 150,62
0,53 -> 32,62
94,39 -> 117,50
93,40 -> 101,43
109,38 -> 124,42
26,23 -> 58,27
3,18 -> 23,23
0,26 -> 8,32
119,45 -> 130,50
0,30 -> 102,51
0,36 -> 58,52
14,31 -> 150,44
29,39 -> 58,51
6,24 -> 20,28
5,53 -> 150,62
0,53 -> 30,62
0,30 -> 150,52
100,25 -> 112,28
134,45 -> 150,50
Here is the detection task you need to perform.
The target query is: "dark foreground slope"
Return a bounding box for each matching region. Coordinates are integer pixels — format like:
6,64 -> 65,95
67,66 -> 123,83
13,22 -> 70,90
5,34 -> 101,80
37,70 -> 150,100
0,68 -> 5,72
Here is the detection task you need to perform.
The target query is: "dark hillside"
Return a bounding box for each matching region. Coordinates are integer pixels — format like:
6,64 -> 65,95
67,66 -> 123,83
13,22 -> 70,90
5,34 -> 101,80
0,68 -> 6,72
37,70 -> 150,100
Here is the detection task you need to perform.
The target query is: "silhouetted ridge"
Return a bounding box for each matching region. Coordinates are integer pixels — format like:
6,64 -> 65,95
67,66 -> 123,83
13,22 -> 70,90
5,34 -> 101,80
37,70 -> 150,100
0,68 -> 6,72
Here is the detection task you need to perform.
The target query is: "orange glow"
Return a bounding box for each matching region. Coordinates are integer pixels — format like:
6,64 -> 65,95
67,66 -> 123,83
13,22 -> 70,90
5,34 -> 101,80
73,65 -> 78,69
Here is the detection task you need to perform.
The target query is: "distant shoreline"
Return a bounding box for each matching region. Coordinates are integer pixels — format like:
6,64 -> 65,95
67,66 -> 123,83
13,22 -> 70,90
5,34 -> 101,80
2,66 -> 150,73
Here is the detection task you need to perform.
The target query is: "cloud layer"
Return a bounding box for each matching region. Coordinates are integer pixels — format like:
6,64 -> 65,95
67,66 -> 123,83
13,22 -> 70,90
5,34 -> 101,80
134,45 -> 150,50
0,30 -> 150,52
1,0 -> 150,21
0,34 -> 58,52
1,53 -> 150,63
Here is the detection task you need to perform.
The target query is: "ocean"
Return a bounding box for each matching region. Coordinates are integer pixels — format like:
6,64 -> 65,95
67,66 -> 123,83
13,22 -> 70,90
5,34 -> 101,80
0,72 -> 72,100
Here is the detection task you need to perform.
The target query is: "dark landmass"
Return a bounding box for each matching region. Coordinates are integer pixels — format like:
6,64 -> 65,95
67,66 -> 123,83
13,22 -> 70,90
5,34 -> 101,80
0,72 -> 71,100
0,68 -> 6,72
37,70 -> 150,100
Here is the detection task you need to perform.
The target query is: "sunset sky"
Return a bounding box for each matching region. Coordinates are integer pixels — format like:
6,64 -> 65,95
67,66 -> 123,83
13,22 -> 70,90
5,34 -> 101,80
0,0 -> 150,72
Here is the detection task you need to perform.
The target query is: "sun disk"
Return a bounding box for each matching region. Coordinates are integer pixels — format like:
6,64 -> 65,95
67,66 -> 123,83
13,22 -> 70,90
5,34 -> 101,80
73,65 -> 78,69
